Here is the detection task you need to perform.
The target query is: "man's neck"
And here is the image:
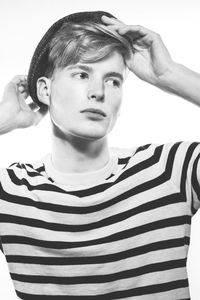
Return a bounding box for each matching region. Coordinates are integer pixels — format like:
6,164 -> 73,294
50,132 -> 110,174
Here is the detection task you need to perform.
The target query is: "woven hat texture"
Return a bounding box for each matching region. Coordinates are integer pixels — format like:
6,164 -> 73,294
27,11 -> 116,107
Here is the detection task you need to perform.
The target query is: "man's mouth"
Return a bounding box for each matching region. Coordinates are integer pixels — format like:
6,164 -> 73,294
80,108 -> 106,117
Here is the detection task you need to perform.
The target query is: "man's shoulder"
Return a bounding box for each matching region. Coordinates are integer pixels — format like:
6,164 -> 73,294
110,142 -> 158,158
0,153 -> 49,181
111,140 -> 200,163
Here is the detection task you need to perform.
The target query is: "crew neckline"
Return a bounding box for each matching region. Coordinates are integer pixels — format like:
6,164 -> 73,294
43,152 -> 119,188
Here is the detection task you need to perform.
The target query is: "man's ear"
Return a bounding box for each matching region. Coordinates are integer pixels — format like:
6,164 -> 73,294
36,77 -> 51,106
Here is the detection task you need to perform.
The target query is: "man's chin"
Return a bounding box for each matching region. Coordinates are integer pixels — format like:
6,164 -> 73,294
71,130 -> 107,142
51,122 -> 107,142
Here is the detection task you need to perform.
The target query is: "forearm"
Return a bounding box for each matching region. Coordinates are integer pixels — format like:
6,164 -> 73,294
0,101 -> 18,135
156,62 -> 200,106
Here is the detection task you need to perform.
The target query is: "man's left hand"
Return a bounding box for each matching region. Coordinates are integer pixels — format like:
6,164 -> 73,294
101,15 -> 176,86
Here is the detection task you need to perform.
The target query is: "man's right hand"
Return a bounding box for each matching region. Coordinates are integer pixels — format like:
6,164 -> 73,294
0,75 -> 48,132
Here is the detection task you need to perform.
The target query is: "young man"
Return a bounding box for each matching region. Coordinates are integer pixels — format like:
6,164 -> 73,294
0,10 -> 200,299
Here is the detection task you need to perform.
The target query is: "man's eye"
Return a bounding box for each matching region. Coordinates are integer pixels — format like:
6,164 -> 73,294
107,79 -> 121,87
74,72 -> 89,79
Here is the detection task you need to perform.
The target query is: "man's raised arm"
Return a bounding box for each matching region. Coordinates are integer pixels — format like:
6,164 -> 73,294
155,63 -> 200,107
0,75 -> 48,135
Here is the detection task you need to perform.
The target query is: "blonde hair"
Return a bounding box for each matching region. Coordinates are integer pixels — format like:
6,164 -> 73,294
45,21 -> 132,78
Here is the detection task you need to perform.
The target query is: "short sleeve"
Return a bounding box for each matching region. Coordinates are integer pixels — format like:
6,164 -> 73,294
163,141 -> 200,216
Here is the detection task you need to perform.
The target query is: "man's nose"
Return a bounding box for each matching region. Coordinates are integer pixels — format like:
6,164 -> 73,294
87,80 -> 105,102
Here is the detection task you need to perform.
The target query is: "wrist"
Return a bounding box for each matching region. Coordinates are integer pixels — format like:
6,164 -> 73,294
154,62 -> 180,92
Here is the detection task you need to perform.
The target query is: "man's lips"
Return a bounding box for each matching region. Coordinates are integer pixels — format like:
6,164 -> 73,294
80,108 -> 106,117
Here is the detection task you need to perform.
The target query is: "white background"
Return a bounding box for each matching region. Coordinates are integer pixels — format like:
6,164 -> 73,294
0,0 -> 200,298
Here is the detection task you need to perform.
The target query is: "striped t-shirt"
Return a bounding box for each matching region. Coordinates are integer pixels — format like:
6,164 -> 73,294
0,140 -> 200,299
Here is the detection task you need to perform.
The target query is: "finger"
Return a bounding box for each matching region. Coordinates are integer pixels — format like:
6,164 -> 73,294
118,25 -> 146,36
18,83 -> 28,94
10,76 -> 28,91
104,23 -> 150,41
118,25 -> 157,39
18,86 -> 24,92
105,24 -> 125,32
11,75 -> 28,85
101,15 -> 125,25
18,84 -> 28,93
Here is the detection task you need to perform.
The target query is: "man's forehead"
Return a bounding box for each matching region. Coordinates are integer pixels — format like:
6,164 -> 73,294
66,63 -> 124,81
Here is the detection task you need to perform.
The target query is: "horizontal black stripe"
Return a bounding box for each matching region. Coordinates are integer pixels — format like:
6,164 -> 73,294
7,237 -> 188,265
9,161 -> 42,172
11,258 -> 186,284
0,176 -> 183,215
1,215 -> 191,248
115,144 -> 163,182
16,279 -> 189,299
0,211 -> 191,233
0,193 -> 185,231
117,144 -> 151,167
5,170 -> 66,194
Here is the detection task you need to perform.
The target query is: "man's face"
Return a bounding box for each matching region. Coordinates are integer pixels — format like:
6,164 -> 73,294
49,51 -> 127,141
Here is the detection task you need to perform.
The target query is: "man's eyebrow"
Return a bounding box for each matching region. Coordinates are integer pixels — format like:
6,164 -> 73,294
67,64 -> 124,82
